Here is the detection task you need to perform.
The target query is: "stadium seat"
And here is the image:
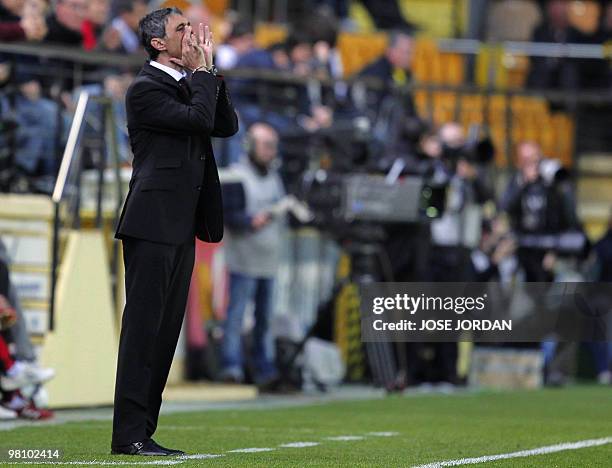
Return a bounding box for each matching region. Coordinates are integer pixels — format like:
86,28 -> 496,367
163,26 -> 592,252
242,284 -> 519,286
254,23 -> 288,48
206,0 -> 230,16
337,32 -> 388,77
160,0 -> 192,11
401,0 -> 465,38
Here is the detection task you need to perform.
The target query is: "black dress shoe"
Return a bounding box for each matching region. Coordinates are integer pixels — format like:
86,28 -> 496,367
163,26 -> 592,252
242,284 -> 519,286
150,439 -> 185,456
111,439 -> 171,456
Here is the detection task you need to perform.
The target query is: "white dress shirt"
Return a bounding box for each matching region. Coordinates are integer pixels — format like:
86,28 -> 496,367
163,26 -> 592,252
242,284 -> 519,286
149,60 -> 186,82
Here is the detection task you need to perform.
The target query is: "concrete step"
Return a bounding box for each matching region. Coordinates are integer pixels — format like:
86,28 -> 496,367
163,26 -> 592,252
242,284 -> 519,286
577,153 -> 612,177
577,176 -> 612,202
163,383 -> 258,402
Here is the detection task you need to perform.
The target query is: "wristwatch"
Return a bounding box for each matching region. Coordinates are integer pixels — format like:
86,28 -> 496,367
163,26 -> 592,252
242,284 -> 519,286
194,64 -> 217,76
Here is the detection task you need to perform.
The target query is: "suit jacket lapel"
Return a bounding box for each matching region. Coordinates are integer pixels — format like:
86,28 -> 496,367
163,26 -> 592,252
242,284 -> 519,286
142,62 -> 181,90
141,61 -> 193,103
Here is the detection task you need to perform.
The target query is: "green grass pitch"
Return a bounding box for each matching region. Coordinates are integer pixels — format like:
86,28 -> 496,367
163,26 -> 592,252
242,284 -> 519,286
1,385 -> 611,467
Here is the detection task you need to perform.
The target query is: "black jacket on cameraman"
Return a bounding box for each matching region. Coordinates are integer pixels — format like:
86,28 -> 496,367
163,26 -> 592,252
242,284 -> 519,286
115,62 -> 239,245
503,173 -> 579,281
503,174 -> 578,235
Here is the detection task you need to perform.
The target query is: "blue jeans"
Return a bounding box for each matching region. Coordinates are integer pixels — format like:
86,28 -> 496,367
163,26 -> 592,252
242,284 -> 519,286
221,272 -> 277,383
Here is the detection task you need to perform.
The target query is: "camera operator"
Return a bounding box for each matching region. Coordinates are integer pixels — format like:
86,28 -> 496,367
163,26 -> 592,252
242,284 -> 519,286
220,122 -> 286,389
500,141 -> 580,282
375,126 -> 447,284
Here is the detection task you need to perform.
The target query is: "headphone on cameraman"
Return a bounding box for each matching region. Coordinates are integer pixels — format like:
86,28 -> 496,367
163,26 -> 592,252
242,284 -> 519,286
242,122 -> 279,158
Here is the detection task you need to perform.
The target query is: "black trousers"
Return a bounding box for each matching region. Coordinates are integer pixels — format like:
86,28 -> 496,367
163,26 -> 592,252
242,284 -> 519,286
112,236 -> 195,446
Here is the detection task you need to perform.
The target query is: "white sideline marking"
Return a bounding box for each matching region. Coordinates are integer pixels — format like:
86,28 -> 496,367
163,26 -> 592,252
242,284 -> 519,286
413,436 -> 612,468
160,425 -> 251,431
4,461 -> 183,466
178,454 -> 224,460
279,442 -> 320,448
3,429 -> 403,465
227,447 -> 275,453
325,435 -> 364,441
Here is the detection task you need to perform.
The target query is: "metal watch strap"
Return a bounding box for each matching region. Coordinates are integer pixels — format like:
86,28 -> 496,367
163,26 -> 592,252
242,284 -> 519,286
193,65 -> 217,76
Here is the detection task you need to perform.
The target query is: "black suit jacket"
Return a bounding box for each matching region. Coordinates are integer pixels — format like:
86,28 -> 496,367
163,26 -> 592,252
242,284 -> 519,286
115,62 -> 238,245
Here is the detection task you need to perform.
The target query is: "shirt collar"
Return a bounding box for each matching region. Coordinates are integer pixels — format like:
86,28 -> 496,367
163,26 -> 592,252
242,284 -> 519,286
149,60 -> 186,82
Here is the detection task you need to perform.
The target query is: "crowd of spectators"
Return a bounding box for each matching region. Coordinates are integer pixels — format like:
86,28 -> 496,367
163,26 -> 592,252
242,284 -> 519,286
0,1 -> 610,178
0,0 -> 610,391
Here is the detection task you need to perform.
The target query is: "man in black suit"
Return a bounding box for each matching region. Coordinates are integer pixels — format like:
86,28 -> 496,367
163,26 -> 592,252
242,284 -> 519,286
111,7 -> 238,456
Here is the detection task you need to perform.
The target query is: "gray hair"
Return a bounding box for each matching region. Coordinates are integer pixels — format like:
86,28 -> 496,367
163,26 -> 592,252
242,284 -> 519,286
138,7 -> 183,60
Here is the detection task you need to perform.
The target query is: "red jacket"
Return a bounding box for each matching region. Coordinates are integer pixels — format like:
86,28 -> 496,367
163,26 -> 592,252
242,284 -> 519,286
0,21 -> 25,41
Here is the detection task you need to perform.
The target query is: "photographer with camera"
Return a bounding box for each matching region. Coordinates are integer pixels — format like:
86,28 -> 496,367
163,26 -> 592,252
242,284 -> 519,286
500,141 -> 581,282
429,123 -> 494,281
501,141 -> 585,386
420,123 -> 494,385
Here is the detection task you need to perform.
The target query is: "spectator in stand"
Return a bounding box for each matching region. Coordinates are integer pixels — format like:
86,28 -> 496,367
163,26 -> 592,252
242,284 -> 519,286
0,0 -> 47,42
358,29 -> 416,121
285,32 -> 314,77
231,31 -> 314,132
13,73 -> 66,177
486,0 -> 542,42
573,0 -> 612,88
359,29 -> 414,85
46,0 -> 86,45
304,6 -> 343,80
599,1 -> 612,42
0,0 -> 22,20
215,19 -> 255,70
101,0 -> 147,54
212,19 -> 256,166
63,69 -> 132,164
527,0 -> 582,89
82,0 -> 110,50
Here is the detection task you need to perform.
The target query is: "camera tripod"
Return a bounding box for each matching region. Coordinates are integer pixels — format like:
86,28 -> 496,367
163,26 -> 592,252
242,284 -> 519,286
276,223 -> 407,392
